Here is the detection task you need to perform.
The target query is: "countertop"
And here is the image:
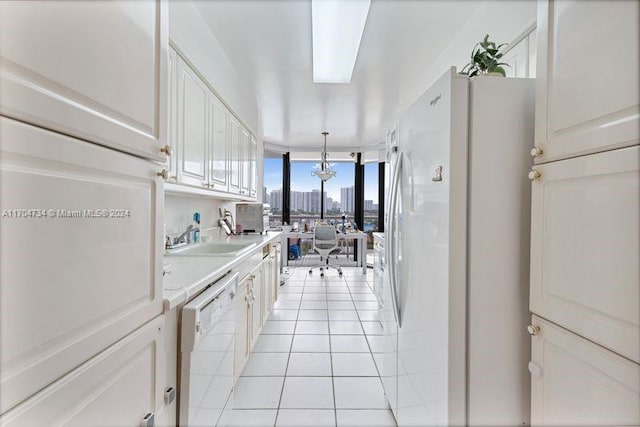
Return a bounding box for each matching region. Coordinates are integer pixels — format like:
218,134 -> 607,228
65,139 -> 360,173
162,231 -> 282,311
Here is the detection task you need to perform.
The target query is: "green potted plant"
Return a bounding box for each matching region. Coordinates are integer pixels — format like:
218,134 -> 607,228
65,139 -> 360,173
460,34 -> 510,77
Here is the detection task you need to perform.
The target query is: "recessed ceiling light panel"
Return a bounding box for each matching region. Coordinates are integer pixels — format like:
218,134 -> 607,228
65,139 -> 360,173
312,0 -> 371,83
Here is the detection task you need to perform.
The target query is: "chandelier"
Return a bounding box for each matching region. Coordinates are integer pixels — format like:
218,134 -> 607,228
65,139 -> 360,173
311,132 -> 337,181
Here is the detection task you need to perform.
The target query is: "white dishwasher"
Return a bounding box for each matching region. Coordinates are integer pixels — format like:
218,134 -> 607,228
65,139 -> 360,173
179,272 -> 239,426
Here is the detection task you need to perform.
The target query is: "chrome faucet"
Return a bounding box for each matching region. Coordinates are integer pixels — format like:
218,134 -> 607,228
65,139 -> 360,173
166,224 -> 200,249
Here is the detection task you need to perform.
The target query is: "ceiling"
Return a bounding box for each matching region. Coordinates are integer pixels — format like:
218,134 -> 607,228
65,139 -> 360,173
194,0 -> 483,150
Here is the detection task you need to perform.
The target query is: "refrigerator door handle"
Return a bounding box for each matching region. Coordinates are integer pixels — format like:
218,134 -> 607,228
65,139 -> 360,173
387,151 -> 403,327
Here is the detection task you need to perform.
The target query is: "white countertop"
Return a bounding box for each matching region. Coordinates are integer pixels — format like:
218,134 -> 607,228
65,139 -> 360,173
162,231 -> 282,311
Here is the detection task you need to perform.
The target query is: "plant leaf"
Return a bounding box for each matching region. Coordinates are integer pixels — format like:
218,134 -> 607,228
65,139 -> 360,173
493,66 -> 506,76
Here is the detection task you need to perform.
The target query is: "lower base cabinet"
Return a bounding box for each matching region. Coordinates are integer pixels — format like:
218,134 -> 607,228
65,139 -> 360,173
530,315 -> 640,426
0,316 -> 165,426
234,276 -> 252,379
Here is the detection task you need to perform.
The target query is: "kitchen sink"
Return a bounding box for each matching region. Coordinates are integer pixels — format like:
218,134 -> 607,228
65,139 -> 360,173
165,241 -> 257,257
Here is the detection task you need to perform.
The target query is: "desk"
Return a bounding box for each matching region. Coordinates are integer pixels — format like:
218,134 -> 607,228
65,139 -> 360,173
280,231 -> 367,274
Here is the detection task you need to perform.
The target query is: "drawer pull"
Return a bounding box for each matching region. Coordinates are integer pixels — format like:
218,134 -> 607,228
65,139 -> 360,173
528,170 -> 541,181
157,169 -> 169,180
160,144 -> 172,156
530,146 -> 543,158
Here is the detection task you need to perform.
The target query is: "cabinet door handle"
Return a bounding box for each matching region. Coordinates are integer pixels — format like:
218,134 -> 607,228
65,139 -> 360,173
157,169 -> 169,180
160,144 -> 172,156
528,170 -> 541,181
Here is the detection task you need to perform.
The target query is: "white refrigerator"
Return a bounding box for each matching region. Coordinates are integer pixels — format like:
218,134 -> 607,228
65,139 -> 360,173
382,67 -> 534,426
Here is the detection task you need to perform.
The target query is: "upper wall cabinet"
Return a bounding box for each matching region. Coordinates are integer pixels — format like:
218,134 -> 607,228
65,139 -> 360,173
228,115 -> 242,195
533,0 -> 639,164
167,48 -> 256,200
209,96 -> 229,192
176,56 -> 209,187
240,128 -> 251,196
250,136 -> 258,198
0,1 -> 169,162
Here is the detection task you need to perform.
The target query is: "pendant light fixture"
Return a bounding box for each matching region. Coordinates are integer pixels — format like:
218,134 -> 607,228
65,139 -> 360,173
311,132 -> 337,181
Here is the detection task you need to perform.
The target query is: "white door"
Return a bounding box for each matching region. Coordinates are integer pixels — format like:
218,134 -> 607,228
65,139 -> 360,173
176,57 -> 209,188
241,128 -> 251,197
209,95 -> 229,192
0,0 -> 168,162
533,0 -> 639,163
529,316 -> 640,426
0,117 -> 164,414
0,316 -> 165,427
529,146 -> 640,363
228,116 -> 241,194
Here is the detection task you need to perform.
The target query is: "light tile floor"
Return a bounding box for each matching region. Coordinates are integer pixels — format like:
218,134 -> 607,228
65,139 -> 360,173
214,266 -> 397,427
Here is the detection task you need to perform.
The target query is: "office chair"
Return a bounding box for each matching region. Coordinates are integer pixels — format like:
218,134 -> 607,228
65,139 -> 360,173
309,223 -> 342,277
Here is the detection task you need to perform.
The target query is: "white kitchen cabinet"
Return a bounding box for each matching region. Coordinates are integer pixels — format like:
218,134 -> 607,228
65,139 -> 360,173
0,117 -> 164,414
250,135 -> 258,198
0,316 -> 165,427
228,115 -> 242,195
533,0 -> 639,163
263,252 -> 274,326
208,96 -> 230,192
176,56 -> 209,188
273,241 -> 281,303
529,146 -> 639,363
234,276 -> 251,379
167,47 -> 178,182
0,0 -> 169,162
529,316 -> 640,426
240,128 -> 251,197
250,263 -> 264,348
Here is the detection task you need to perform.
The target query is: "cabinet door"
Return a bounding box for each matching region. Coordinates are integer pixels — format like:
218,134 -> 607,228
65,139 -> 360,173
529,316 -> 640,426
250,135 -> 258,198
530,146 -> 639,363
533,0 -> 639,163
209,95 -> 229,191
228,116 -> 241,194
234,278 -> 251,379
250,264 -> 263,348
240,128 -> 251,196
263,255 -> 273,325
0,117 -> 164,414
176,57 -> 209,188
0,316 -> 165,426
0,0 -> 168,162
167,47 -> 178,182
273,243 -> 281,303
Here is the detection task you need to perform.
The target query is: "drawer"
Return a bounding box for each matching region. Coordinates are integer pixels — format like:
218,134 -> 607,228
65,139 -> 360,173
0,118 -> 164,413
0,316 -> 165,426
529,316 -> 640,426
529,146 -> 639,362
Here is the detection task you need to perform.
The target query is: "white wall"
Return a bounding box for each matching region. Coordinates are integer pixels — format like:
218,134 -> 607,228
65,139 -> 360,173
168,0 -> 260,136
404,0 -> 536,110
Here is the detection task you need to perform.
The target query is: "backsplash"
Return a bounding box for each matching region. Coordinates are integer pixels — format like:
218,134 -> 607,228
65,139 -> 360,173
165,194 -> 235,237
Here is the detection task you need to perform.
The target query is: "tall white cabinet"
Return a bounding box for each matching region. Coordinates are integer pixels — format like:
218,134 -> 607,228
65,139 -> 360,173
0,2 -> 172,424
528,1 -> 640,424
